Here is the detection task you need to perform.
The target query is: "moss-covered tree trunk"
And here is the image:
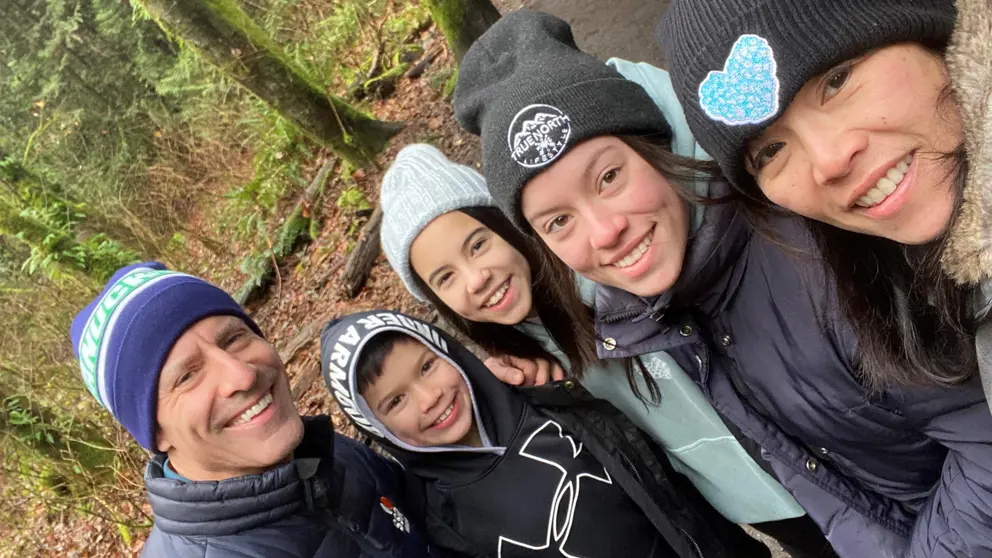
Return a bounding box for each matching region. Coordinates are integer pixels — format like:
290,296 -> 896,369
138,0 -> 402,167
425,0 -> 501,63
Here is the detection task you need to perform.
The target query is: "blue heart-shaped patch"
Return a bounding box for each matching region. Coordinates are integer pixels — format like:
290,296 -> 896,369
698,34 -> 780,126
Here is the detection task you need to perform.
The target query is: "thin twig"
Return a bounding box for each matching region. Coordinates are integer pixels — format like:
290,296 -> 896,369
266,237 -> 282,305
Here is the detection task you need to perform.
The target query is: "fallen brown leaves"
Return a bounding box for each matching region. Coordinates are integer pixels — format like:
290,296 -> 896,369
5,20 -> 481,558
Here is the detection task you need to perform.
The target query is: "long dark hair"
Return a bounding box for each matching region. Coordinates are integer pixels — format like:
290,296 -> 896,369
731,85 -> 976,392
518,132 -> 727,396
620,135 -> 725,200
411,206 -> 661,403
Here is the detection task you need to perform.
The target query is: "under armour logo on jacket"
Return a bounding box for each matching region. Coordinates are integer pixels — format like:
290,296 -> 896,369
497,421 -> 612,557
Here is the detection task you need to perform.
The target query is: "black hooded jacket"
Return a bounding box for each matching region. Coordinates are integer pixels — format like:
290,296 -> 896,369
320,310 -> 766,558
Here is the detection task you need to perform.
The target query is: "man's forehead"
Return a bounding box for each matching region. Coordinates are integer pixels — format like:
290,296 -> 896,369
162,315 -> 247,370
184,314 -> 245,338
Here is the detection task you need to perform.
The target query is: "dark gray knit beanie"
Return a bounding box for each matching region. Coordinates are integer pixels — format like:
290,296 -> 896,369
454,9 -> 672,228
657,0 -> 956,188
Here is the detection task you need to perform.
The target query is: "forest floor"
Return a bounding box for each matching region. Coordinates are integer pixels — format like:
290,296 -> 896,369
0,2 -> 785,555
1,21 -> 476,558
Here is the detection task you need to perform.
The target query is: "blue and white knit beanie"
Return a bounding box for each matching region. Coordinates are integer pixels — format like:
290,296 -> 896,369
380,144 -> 495,301
70,262 -> 261,451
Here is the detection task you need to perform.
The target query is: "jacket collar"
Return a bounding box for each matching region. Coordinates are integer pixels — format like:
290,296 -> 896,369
941,0 -> 992,285
594,193 -> 749,357
320,311 -> 523,483
145,416 -> 336,536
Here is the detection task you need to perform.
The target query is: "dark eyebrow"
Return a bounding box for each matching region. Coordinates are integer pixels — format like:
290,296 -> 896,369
161,354 -> 194,390
160,349 -> 202,394
426,265 -> 450,287
374,342 -> 429,413
526,143 -> 615,224
426,226 -> 486,285
374,387 -> 397,414
215,316 -> 247,345
745,128 -> 782,172
582,143 -> 614,183
462,226 -> 487,253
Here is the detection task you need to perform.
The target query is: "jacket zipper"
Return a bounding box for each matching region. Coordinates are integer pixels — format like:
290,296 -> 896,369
677,524 -> 703,558
616,446 -> 702,558
617,446 -> 643,486
600,308 -> 644,324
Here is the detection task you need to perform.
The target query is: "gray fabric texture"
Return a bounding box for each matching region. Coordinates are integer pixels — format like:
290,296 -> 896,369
380,144 -> 494,301
453,9 -> 671,228
656,0 -> 956,188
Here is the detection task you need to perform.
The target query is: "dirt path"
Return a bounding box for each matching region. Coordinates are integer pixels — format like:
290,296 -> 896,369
495,0 -> 670,66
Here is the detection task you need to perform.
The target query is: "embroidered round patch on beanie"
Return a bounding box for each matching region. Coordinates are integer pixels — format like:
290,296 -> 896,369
453,10 -> 671,227
507,104 -> 573,168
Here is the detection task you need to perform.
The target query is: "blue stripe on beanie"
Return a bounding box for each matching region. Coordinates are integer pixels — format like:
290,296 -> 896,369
70,262 -> 261,451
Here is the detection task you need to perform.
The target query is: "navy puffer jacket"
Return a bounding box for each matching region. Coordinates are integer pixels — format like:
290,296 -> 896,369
141,416 -> 439,558
595,200 -> 992,558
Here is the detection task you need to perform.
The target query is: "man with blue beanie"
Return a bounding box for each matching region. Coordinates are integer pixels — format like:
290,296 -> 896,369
71,262 -> 438,557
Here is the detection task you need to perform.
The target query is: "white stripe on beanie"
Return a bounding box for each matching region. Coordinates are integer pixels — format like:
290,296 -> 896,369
78,267 -> 190,413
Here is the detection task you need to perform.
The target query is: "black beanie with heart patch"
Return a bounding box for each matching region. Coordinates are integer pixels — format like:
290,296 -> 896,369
656,0 -> 956,188
453,9 -> 672,229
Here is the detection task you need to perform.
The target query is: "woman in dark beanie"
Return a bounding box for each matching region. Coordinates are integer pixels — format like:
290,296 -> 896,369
657,0 -> 991,403
454,8 -> 992,558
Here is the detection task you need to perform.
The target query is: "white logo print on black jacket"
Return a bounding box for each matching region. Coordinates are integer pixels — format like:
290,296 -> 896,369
320,310 -> 751,558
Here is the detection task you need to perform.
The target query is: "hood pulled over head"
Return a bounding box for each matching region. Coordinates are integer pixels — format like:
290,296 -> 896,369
320,310 -> 524,472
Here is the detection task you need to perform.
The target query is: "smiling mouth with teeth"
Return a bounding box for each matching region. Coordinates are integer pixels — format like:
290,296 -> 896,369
229,391 -> 273,426
432,402 -> 454,427
613,231 -> 653,269
854,154 -> 913,209
482,280 -> 510,308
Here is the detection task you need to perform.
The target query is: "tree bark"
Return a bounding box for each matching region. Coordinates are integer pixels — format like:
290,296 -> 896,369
425,0 -> 502,63
138,0 -> 403,166
341,205 -> 383,298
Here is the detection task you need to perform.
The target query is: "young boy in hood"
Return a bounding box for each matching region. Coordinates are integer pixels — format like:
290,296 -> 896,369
321,310 -> 771,558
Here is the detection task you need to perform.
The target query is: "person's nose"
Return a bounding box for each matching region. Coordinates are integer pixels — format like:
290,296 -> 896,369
414,382 -> 444,415
207,345 -> 258,397
587,204 -> 628,251
465,265 -> 492,295
803,123 -> 868,186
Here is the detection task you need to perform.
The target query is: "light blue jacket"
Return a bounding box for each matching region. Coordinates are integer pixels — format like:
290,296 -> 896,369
519,59 -> 806,525
518,313 -> 801,525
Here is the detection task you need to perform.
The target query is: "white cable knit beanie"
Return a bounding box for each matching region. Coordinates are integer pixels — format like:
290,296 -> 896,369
380,144 -> 495,301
